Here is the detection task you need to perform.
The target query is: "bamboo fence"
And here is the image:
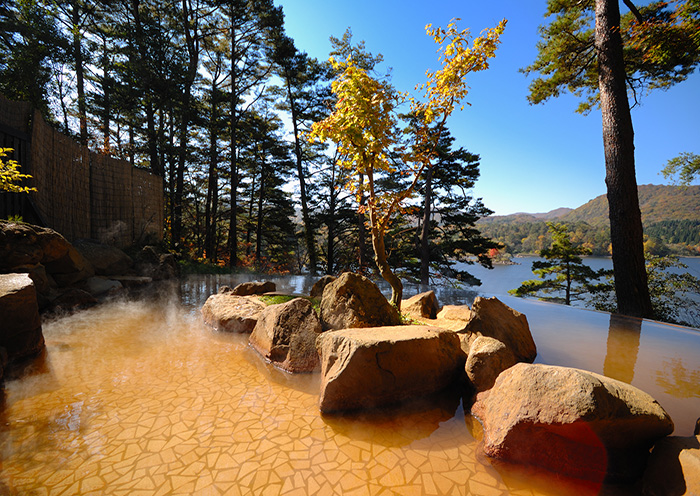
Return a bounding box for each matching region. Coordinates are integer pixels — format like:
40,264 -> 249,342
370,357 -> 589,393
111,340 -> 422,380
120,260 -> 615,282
0,95 -> 163,247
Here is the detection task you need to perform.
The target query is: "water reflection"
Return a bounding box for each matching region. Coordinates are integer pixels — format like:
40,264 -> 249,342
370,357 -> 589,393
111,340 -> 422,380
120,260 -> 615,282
656,357 -> 700,399
323,387 -> 464,448
179,273 -> 480,309
603,315 -> 641,384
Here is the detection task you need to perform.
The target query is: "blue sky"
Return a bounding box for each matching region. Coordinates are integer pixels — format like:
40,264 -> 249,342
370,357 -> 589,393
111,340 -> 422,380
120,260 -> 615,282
274,0 -> 700,216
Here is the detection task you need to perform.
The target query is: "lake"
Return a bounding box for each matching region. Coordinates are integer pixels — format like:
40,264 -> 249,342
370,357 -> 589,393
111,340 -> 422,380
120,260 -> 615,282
458,256 -> 700,328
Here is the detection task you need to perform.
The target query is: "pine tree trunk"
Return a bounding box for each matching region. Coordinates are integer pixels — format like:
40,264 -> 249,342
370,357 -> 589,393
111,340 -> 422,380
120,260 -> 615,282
286,76 -> 318,275
205,79 -> 219,262
419,164 -> 433,285
326,160 -> 337,275
255,153 -> 266,265
228,28 -> 239,267
595,0 -> 653,318
72,2 -> 88,147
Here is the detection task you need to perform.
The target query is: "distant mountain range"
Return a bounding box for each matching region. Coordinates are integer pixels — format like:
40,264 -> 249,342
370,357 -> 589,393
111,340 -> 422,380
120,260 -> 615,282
477,185 -> 700,255
479,184 -> 700,227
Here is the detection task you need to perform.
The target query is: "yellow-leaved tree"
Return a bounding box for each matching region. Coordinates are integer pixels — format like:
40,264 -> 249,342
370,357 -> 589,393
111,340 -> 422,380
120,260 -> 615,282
0,148 -> 36,194
309,19 -> 506,308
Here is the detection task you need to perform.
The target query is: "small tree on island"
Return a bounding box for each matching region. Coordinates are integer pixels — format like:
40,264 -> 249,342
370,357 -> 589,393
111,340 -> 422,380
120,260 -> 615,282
510,222 -> 610,305
309,19 -> 506,308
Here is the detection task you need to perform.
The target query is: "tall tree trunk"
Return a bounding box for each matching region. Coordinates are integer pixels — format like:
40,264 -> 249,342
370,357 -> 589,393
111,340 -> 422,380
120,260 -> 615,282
72,1 -> 88,146
131,0 -> 160,176
595,0 -> 653,318
228,26 -> 239,266
285,75 -> 318,275
172,0 -> 199,249
419,164 -> 433,285
357,172 -> 367,273
326,159 -> 337,275
205,81 -> 219,262
246,175 -> 256,254
255,152 -> 266,265
100,37 -> 111,153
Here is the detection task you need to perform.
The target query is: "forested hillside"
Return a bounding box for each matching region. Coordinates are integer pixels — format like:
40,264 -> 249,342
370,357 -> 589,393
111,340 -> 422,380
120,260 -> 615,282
478,185 -> 700,255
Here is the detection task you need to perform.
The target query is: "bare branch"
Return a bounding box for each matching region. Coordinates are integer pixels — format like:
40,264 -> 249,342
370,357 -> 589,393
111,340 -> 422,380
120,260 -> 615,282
622,0 -> 644,24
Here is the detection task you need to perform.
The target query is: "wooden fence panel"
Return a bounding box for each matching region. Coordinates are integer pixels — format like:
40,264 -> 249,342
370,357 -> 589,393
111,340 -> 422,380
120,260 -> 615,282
0,96 -> 163,247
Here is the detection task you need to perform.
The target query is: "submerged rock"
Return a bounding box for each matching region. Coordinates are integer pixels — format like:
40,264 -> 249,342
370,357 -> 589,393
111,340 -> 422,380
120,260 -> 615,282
201,294 -> 267,333
0,274 -> 44,364
402,290 -> 440,319
472,362 -> 675,483
317,325 -> 465,413
230,281 -> 276,296
319,272 -> 401,331
460,297 -> 536,363
249,298 -> 323,373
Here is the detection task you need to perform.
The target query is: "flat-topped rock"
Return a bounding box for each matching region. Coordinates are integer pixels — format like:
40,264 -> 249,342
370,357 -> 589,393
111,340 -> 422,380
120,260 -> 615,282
110,275 -> 153,288
437,305 -> 472,322
230,281 -> 276,296
317,325 -> 466,413
201,294 -> 267,333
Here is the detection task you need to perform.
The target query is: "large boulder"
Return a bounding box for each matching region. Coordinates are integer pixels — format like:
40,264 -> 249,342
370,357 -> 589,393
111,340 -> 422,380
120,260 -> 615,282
0,274 -> 44,363
0,221 -> 70,269
460,297 -> 536,363
642,435 -> 700,495
310,275 -> 336,298
472,363 -> 675,482
43,245 -> 94,287
465,336 -> 517,392
201,294 -> 267,333
319,272 -> 401,331
230,281 -> 276,296
73,239 -> 133,276
402,290 -> 440,319
317,325 -> 466,413
249,298 -> 323,373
